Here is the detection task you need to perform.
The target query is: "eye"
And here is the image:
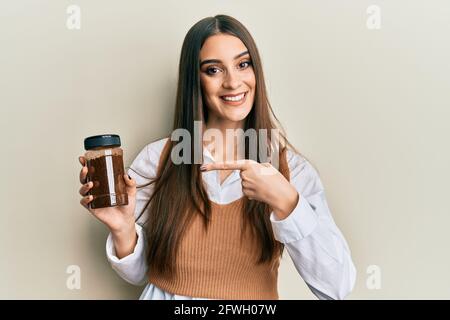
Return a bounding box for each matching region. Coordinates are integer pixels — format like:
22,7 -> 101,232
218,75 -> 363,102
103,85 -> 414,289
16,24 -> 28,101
206,66 -> 221,75
239,60 -> 252,69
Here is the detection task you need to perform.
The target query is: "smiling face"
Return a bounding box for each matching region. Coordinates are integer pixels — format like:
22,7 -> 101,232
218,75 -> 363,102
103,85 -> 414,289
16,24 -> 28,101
199,33 -> 256,129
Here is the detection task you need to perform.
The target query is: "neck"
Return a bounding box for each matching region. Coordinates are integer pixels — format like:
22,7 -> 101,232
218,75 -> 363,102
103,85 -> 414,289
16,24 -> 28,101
205,117 -> 245,136
204,117 -> 246,162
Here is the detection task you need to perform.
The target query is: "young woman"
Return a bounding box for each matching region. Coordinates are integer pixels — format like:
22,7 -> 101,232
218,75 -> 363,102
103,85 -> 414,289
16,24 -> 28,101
78,15 -> 356,300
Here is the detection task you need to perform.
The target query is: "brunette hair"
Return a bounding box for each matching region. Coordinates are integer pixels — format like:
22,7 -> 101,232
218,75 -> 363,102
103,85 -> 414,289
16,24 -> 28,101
132,14 -> 305,277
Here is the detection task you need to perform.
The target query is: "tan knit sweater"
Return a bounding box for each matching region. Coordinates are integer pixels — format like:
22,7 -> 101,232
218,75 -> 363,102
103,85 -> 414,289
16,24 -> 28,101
148,197 -> 281,299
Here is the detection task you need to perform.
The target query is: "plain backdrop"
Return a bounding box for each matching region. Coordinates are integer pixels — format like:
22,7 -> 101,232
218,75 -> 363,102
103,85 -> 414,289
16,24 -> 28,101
1,0 -> 449,299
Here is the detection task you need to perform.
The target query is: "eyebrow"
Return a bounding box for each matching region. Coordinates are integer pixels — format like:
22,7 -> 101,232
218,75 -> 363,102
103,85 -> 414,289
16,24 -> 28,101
200,51 -> 250,67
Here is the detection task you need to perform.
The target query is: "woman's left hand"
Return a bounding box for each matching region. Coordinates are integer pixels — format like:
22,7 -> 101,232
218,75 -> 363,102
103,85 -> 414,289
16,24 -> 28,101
201,159 -> 299,220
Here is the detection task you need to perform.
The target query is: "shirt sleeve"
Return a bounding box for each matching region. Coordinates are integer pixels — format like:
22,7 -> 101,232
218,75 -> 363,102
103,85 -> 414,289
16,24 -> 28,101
106,223 -> 148,285
270,150 -> 357,300
105,139 -> 166,286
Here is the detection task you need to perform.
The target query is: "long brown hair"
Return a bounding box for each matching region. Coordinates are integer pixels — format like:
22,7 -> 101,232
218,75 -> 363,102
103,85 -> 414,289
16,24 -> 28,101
133,15 -> 303,278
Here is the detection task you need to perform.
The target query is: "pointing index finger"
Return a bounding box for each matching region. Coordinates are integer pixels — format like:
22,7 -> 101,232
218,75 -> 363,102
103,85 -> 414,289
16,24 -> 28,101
201,159 -> 249,171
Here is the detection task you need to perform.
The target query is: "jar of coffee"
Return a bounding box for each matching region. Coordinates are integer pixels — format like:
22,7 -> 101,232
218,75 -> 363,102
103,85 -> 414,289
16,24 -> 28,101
83,134 -> 128,209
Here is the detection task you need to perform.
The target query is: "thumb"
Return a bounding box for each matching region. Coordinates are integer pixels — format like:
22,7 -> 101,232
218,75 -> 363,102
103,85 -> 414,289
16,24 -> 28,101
123,174 -> 137,196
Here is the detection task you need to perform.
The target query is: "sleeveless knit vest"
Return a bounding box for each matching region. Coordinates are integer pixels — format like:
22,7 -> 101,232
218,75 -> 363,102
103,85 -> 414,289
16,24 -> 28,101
148,140 -> 290,300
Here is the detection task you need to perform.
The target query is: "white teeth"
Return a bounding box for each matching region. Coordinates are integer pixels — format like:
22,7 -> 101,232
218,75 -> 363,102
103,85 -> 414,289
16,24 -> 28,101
222,93 -> 245,102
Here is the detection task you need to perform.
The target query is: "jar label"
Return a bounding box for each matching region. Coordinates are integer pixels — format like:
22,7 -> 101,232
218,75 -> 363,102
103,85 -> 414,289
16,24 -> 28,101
105,149 -> 117,205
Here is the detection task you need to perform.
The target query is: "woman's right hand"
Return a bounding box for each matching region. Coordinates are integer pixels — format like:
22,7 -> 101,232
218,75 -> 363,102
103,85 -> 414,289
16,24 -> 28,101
78,155 -> 137,235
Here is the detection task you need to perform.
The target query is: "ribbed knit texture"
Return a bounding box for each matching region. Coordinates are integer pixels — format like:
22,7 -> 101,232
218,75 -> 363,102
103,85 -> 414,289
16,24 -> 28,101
148,140 -> 290,299
148,197 -> 281,299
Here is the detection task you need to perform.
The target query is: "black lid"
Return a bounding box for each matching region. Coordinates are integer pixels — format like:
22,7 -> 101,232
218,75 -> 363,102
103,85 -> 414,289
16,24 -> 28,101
84,134 -> 121,150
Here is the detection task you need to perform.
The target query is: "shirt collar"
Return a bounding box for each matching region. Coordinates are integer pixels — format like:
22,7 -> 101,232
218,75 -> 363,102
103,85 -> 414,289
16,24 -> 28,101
201,147 -> 241,187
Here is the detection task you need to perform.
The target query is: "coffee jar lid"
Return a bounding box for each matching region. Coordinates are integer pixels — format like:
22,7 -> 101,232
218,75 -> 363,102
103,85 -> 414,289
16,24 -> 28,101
84,134 -> 121,150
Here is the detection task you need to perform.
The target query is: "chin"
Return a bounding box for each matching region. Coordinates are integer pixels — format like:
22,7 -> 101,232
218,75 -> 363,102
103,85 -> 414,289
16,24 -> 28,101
225,108 -> 252,122
225,115 -> 247,122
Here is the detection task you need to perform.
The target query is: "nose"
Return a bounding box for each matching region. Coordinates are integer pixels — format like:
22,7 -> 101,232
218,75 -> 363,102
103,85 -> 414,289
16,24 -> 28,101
222,69 -> 242,90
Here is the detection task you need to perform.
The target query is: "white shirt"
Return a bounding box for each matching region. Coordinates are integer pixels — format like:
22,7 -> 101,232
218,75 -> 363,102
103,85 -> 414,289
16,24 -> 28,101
106,137 -> 356,300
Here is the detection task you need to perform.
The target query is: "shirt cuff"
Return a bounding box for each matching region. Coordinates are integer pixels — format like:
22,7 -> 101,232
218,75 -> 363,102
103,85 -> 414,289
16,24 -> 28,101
106,223 -> 145,265
270,193 -> 319,243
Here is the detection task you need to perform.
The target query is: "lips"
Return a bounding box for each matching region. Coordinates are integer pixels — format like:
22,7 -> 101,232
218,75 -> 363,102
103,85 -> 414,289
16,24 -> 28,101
220,91 -> 247,102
